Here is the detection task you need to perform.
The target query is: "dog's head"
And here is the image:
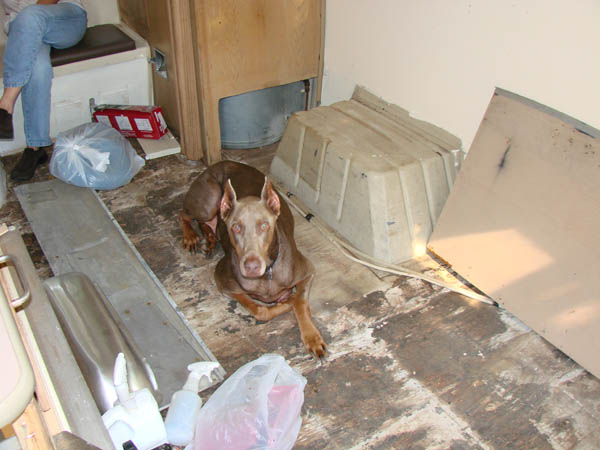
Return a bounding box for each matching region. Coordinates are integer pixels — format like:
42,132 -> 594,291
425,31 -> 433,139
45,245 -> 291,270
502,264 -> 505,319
220,177 -> 280,278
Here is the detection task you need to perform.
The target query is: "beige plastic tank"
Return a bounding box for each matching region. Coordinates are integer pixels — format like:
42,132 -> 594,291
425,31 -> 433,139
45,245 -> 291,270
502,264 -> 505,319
270,87 -> 463,263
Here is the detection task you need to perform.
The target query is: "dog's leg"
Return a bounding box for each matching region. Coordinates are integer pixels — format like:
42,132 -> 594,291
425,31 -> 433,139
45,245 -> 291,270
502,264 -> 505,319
180,211 -> 218,255
200,216 -> 218,255
230,292 -> 293,322
291,274 -> 326,358
180,210 -> 201,252
181,168 -> 224,255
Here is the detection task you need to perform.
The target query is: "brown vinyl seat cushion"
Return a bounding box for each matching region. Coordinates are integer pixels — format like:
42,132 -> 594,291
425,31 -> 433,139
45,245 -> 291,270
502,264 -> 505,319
50,24 -> 136,67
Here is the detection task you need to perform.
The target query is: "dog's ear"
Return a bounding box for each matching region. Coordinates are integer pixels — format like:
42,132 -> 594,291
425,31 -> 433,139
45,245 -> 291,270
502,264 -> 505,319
220,179 -> 237,219
261,177 -> 280,216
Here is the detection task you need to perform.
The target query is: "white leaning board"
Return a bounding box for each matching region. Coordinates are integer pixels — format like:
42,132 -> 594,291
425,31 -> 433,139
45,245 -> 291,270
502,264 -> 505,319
428,88 -> 600,379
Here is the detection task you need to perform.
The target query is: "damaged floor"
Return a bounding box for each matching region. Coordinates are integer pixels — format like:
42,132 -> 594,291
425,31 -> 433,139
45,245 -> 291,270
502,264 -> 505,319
2,144 -> 600,449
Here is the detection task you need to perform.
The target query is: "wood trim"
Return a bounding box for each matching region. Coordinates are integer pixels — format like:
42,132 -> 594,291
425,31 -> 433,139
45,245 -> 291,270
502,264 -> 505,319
313,0 -> 325,108
1,424 -> 15,438
0,233 -> 54,449
15,310 -> 66,437
169,0 -> 205,161
13,400 -> 53,450
116,0 -> 151,36
0,229 -> 114,449
190,0 -> 218,164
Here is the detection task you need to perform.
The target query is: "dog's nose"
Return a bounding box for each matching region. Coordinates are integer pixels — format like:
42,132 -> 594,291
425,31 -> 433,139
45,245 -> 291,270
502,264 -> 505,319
243,256 -> 263,278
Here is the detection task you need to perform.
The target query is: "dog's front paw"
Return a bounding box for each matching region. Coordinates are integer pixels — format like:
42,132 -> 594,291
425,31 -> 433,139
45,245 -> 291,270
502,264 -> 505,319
254,305 -> 272,322
205,232 -> 217,254
302,329 -> 326,359
183,234 -> 201,253
199,223 -> 217,256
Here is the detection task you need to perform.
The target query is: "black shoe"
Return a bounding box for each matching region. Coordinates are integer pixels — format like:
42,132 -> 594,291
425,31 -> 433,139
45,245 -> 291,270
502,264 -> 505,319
0,108 -> 13,140
10,147 -> 49,182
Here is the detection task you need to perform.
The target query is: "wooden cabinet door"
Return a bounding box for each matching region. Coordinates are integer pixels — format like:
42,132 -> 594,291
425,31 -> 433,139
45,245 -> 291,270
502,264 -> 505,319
192,0 -> 325,164
117,0 -> 324,163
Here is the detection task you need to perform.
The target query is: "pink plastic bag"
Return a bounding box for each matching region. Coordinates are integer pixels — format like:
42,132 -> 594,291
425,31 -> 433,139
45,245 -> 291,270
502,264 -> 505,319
193,354 -> 306,450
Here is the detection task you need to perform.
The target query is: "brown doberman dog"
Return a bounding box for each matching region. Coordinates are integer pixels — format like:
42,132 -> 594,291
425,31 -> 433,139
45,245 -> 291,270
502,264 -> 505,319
180,161 -> 326,357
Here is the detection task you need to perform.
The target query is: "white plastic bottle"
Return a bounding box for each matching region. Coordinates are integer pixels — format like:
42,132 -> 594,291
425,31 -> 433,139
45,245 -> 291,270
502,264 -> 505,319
102,353 -> 167,450
164,361 -> 220,447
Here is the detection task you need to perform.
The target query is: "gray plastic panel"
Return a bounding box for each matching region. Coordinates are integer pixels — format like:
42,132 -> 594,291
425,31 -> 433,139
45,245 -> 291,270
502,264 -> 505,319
270,96 -> 463,264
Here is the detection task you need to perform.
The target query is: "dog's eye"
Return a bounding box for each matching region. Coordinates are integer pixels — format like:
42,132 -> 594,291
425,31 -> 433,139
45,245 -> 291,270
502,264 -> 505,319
231,223 -> 242,234
259,222 -> 269,232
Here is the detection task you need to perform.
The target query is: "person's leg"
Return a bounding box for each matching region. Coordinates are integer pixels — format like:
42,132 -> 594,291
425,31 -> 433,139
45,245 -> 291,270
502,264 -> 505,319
22,43 -> 53,148
10,44 -> 52,181
0,87 -> 19,139
40,3 -> 88,50
0,87 -> 21,114
0,5 -> 49,139
5,3 -> 87,180
1,4 -> 87,138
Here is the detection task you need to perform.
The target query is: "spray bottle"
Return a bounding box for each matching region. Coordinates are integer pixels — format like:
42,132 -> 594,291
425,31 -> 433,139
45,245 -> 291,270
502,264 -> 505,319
102,353 -> 167,450
164,361 -> 221,447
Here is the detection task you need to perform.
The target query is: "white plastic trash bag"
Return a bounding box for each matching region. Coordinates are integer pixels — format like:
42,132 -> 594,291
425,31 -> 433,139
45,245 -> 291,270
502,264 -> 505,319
193,354 -> 307,450
50,122 -> 144,190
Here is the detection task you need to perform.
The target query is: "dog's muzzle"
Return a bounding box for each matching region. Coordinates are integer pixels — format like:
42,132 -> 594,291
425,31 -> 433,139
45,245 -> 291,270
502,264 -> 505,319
241,254 -> 265,278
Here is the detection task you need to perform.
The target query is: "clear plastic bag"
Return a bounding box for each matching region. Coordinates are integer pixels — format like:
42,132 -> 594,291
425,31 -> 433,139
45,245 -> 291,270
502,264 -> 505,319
50,122 -> 144,190
193,354 -> 307,450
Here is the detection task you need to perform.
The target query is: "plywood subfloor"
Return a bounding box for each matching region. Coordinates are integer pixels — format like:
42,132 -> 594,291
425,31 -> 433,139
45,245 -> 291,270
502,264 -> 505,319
2,144 -> 600,449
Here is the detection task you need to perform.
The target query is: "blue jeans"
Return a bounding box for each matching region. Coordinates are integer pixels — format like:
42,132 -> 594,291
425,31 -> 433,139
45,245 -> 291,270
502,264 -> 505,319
3,3 -> 87,147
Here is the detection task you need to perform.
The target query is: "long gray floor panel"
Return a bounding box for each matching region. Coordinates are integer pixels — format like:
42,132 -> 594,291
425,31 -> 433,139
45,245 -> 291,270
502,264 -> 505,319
15,180 -> 223,408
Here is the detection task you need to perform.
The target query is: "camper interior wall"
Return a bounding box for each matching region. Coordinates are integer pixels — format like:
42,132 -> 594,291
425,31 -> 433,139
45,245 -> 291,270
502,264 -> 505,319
321,0 -> 600,153
81,0 -> 120,26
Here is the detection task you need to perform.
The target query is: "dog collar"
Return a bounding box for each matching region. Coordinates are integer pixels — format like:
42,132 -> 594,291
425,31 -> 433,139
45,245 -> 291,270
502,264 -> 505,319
266,231 -> 280,280
266,249 -> 279,280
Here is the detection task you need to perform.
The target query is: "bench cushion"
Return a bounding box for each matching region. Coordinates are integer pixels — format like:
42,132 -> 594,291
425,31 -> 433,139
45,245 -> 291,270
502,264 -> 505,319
50,24 -> 136,67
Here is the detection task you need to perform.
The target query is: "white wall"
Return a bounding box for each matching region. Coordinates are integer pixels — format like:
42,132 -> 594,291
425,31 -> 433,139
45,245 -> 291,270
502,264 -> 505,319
322,0 -> 600,151
82,0 -> 120,27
